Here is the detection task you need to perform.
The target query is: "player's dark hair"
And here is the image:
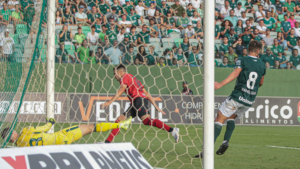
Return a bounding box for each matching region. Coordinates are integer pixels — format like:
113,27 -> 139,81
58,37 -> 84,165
91,25 -> 96,29
248,40 -> 262,53
1,127 -> 10,139
115,64 -> 126,71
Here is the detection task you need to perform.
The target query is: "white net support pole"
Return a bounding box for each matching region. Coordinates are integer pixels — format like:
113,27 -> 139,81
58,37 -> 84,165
203,0 -> 215,167
46,0 -> 55,133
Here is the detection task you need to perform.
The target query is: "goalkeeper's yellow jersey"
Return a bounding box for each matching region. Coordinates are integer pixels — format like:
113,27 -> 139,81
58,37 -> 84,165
16,123 -> 56,147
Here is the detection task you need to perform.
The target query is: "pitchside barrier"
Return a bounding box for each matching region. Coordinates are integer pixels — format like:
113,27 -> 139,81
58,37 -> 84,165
0,143 -> 152,169
2,94 -> 300,126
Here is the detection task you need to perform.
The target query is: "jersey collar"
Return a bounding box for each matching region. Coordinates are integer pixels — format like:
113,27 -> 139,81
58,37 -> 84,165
248,55 -> 258,59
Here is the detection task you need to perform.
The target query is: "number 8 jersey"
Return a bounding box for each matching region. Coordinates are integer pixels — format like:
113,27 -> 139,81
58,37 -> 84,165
230,56 -> 266,107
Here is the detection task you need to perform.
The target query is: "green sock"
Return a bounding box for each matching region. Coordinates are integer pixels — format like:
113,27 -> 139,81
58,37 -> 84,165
214,122 -> 223,143
224,120 -> 235,142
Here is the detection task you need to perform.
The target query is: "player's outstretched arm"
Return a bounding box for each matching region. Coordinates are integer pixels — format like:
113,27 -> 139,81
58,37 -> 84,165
32,118 -> 56,132
215,68 -> 242,90
142,88 -> 166,115
101,84 -> 127,109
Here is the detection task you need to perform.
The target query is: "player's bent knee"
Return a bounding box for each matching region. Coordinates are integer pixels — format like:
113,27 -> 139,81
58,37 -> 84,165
142,118 -> 151,125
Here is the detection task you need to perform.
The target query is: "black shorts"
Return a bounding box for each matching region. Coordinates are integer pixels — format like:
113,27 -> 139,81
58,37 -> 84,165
123,97 -> 149,119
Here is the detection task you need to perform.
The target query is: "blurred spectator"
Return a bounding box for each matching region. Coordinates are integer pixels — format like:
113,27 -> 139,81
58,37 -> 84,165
255,5 -> 265,21
226,28 -> 238,45
215,20 -> 220,39
62,7 -> 74,25
245,0 -> 255,14
55,10 -> 62,25
294,22 -> 300,37
162,48 -> 173,65
190,11 -> 201,27
111,0 -> 122,16
263,28 -> 274,46
290,49 -> 300,69
273,60 -> 282,69
240,48 -> 248,57
187,45 -> 201,67
284,0 -> 296,15
98,24 -> 107,43
220,1 -> 231,18
261,40 -> 267,55
159,0 -> 170,17
157,57 -> 166,66
275,52 -> 287,68
225,46 -> 237,64
147,2 -> 156,17
230,0 -> 237,10
0,29 -> 14,62
55,44 -> 75,63
129,26 -> 138,45
251,29 -> 260,42
94,18 -> 103,33
181,37 -> 190,57
261,48 -> 275,67
1,3 -> 11,25
105,7 -> 118,24
239,27 -> 254,47
136,45 -> 147,64
256,19 -> 267,37
96,47 -> 109,64
194,21 -> 203,40
281,15 -> 291,38
88,6 -> 101,25
106,23 -> 118,45
225,9 -> 238,27
220,20 -> 232,37
271,38 -> 283,56
118,14 -> 132,33
59,24 -> 73,44
235,20 -> 243,36
220,36 -> 230,57
117,27 -> 126,42
87,25 -> 99,46
287,14 -> 296,28
286,62 -> 292,69
218,57 -> 233,68
135,0 -> 147,16
273,20 -> 281,32
261,0 -> 273,12
239,12 -> 247,27
170,58 -> 178,66
264,11 -> 276,30
277,32 -> 287,50
75,5 -> 88,25
149,18 -> 159,37
127,7 -> 143,27
159,24 -> 168,38
287,29 -> 297,50
191,0 -> 201,9
170,0 -> 185,19
75,39 -> 90,64
180,0 -> 189,9
182,81 -> 193,95
175,47 -> 187,65
74,27 -> 86,44
177,12 -> 189,29
145,45 -> 157,65
234,2 -> 245,18
104,40 -> 122,65
138,25 -> 154,46
216,0 -> 225,11
98,0 -> 110,15
265,61 -> 271,69
124,46 -> 136,65
293,39 -> 300,54
123,0 -> 134,15
274,0 -> 284,17
11,4 -> 24,24
233,37 -> 244,56
185,23 -> 195,39
186,4 -> 194,17
153,10 -> 162,25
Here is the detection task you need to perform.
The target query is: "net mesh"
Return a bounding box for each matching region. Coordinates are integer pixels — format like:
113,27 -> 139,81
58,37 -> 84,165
0,0 -> 205,168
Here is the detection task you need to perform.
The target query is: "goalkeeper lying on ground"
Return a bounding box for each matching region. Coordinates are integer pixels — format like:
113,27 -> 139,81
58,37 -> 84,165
1,117 -> 132,147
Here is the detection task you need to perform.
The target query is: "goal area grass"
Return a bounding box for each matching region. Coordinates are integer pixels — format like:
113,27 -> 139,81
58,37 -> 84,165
7,123 -> 299,169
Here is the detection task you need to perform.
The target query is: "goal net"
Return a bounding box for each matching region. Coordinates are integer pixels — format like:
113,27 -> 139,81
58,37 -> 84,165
0,0 -> 206,168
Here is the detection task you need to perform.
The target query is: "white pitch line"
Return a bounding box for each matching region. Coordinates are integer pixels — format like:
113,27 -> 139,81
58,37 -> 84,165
267,145 -> 300,150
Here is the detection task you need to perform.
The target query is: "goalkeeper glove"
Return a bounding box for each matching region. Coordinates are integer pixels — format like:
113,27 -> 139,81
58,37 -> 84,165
46,118 -> 56,125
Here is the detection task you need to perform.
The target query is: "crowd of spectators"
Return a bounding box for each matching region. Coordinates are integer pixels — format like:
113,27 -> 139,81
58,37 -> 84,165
1,0 -> 299,69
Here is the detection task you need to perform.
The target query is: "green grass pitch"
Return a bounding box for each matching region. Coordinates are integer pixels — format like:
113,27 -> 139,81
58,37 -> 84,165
10,123 -> 299,169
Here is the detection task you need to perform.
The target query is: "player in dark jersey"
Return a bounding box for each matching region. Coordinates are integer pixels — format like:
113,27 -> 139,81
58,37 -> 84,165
195,40 -> 266,158
101,64 -> 180,143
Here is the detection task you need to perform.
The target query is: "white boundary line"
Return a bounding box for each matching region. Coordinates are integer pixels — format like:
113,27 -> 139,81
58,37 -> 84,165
267,145 -> 300,150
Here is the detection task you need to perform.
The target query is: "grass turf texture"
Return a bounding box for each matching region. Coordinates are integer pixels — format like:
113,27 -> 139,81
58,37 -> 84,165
7,123 -> 299,169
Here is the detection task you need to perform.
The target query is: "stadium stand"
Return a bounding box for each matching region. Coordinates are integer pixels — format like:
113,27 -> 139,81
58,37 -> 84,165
0,0 -> 299,69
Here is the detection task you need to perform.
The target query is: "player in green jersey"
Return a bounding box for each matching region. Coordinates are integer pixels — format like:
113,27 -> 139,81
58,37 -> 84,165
195,40 -> 266,158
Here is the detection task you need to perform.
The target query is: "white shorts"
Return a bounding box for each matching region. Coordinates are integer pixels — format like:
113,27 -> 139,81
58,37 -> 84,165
219,97 -> 250,118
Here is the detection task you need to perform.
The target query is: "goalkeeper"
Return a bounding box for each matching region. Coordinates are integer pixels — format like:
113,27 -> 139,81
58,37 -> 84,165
1,117 -> 132,147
